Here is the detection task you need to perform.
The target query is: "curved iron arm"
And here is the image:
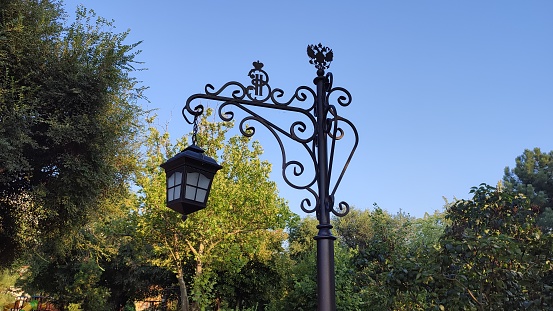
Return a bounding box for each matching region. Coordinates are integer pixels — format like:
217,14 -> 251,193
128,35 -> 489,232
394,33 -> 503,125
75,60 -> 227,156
183,59 -> 358,217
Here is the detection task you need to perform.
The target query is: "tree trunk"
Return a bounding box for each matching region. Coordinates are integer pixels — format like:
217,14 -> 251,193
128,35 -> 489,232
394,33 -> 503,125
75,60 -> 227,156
177,264 -> 190,311
190,243 -> 205,311
196,242 -> 204,275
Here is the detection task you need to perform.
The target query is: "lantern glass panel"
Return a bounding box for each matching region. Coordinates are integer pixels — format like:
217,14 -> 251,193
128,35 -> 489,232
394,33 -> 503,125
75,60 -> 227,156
187,172 -> 199,185
196,189 -> 207,202
185,171 -> 211,202
185,185 -> 195,200
198,174 -> 210,188
167,171 -> 183,201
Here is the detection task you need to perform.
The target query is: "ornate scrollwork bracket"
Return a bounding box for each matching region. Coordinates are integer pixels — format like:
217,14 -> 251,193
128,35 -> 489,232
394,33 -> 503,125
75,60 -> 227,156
183,44 -> 358,218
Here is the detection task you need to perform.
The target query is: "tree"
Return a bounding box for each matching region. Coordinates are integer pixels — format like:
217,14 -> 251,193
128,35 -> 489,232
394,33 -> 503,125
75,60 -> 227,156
274,207 -> 423,310
135,113 -> 292,311
0,268 -> 20,307
504,148 -> 553,209
437,184 -> 553,310
100,221 -> 179,311
20,191 -> 141,311
332,207 -> 446,310
370,210 -> 446,311
212,257 -> 282,310
0,0 -> 144,266
504,148 -> 553,231
409,211 -> 446,252
268,216 -> 318,311
334,206 -> 415,309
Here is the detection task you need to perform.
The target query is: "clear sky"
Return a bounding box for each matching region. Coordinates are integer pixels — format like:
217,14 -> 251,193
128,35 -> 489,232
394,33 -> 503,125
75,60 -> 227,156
62,0 -> 553,218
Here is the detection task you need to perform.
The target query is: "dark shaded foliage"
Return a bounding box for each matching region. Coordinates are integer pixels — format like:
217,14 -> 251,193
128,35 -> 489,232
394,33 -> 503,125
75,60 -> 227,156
0,0 -> 143,267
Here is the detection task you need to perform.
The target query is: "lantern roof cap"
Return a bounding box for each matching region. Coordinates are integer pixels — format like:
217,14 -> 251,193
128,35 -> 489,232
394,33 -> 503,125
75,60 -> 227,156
161,144 -> 222,170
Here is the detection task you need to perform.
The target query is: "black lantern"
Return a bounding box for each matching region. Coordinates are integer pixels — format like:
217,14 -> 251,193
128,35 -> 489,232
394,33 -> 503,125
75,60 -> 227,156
160,144 -> 222,216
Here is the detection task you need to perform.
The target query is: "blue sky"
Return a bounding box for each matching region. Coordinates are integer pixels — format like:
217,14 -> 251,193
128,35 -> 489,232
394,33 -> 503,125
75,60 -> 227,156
63,1 -> 553,218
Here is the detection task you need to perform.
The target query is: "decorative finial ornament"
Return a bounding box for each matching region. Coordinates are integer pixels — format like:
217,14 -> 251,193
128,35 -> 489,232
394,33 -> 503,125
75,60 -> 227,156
307,43 -> 333,71
252,61 -> 264,71
248,60 -> 269,97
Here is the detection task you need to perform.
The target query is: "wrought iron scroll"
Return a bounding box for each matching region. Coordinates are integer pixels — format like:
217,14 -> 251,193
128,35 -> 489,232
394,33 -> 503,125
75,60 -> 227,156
322,71 -> 358,217
183,52 -> 358,217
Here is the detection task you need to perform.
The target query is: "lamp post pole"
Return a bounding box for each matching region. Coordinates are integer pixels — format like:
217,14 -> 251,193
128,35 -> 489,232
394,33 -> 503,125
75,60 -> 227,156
180,44 -> 358,311
313,67 -> 336,309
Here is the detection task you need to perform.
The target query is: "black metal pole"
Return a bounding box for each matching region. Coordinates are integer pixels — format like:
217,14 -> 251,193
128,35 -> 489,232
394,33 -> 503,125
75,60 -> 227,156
313,69 -> 336,311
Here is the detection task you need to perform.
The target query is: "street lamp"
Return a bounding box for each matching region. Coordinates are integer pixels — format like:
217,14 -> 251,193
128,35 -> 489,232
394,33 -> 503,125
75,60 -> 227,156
176,44 -> 358,311
161,116 -> 223,218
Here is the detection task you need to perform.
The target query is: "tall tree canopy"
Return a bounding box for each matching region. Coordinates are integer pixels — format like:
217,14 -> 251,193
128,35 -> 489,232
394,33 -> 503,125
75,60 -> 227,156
0,0 -> 144,266
504,148 -> 553,230
504,148 -> 553,210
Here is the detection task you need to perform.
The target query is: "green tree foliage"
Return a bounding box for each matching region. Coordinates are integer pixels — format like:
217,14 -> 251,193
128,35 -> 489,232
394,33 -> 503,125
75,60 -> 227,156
332,207 -> 446,310
212,258 -> 282,310
385,211 -> 446,311
504,148 -> 553,208
21,194 -> 140,311
269,216 -> 318,311
334,206 -> 415,309
0,268 -> 19,307
0,0 -> 144,266
273,208 -> 437,311
267,215 -> 363,311
410,211 -> 446,251
21,172 -> 177,311
100,225 -> 178,311
438,184 -> 553,310
135,113 -> 292,311
26,251 -> 111,310
504,148 -> 553,230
